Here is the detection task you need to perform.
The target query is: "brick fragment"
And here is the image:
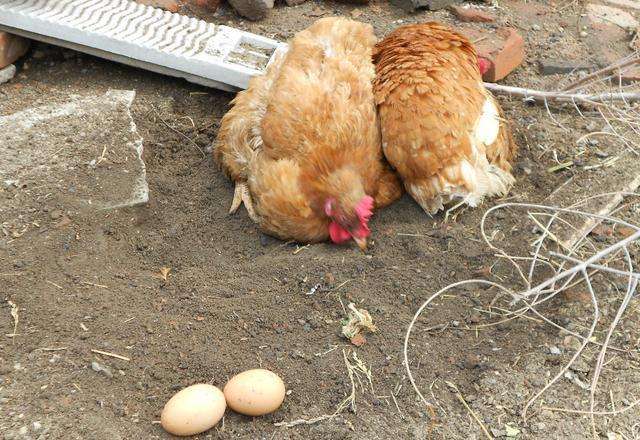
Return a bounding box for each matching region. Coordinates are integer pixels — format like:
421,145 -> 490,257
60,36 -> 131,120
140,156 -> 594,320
450,5 -> 495,22
0,32 -> 30,69
463,27 -> 525,82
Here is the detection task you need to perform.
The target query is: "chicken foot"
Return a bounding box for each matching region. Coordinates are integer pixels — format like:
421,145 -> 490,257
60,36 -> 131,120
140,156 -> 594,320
444,199 -> 469,223
229,182 -> 259,223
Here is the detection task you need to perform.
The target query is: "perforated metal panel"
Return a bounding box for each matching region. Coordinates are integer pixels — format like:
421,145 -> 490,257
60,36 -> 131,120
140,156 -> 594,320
0,0 -> 287,91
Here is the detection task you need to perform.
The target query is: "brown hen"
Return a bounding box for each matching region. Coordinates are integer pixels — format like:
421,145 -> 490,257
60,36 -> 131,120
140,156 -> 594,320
215,17 -> 402,249
373,22 -> 517,217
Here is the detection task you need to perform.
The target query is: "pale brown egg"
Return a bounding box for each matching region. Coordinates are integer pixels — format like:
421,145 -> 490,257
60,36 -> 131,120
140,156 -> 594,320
223,369 -> 285,416
160,384 -> 226,436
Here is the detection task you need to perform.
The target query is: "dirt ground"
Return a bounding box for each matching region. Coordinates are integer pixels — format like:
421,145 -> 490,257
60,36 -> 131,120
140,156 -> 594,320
2,0 -> 640,439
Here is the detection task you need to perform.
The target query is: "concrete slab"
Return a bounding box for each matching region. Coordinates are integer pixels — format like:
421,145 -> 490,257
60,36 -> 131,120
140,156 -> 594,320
0,90 -> 148,224
587,3 -> 639,29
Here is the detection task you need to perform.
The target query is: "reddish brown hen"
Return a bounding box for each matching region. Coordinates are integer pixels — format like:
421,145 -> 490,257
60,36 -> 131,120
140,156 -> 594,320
373,22 -> 517,217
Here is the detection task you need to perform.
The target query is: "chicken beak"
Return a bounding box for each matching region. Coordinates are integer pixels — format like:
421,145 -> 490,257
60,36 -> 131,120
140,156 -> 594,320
353,236 -> 368,252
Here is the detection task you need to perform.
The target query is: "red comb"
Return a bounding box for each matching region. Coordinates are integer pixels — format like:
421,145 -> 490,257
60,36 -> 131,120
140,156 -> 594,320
478,57 -> 491,76
355,196 -> 374,223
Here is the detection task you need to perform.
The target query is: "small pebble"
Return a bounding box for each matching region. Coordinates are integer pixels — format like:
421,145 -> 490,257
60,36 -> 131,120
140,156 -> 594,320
91,361 -> 113,378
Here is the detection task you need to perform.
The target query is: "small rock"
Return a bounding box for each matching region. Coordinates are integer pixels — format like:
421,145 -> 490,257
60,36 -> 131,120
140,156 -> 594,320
532,24 -> 542,31
49,209 -> 63,220
533,422 -> 547,432
468,311 -> 482,324
569,358 -> 591,373
462,354 -> 480,369
135,0 -> 179,11
0,32 -> 30,69
0,64 -> 16,84
227,0 -> 274,20
549,345 -> 561,355
390,0 -> 455,13
450,5 -> 495,22
563,335 -> 582,351
33,421 -> 42,431
538,59 -> 594,75
350,333 -> 367,347
91,361 -> 113,378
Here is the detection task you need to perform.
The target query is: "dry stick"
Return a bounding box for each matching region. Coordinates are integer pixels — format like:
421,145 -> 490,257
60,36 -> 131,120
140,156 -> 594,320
405,197 -> 640,434
150,106 -> 205,159
274,415 -> 334,428
562,56 -> 640,92
542,397 -> 640,416
447,381 -> 493,440
91,349 -> 131,361
483,83 -> 640,104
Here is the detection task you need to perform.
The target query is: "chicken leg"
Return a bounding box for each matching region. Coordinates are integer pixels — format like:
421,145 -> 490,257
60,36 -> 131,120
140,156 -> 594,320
229,182 -> 259,223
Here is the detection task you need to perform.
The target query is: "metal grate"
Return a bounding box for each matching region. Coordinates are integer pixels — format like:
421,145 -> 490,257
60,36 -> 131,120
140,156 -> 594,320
0,0 -> 287,91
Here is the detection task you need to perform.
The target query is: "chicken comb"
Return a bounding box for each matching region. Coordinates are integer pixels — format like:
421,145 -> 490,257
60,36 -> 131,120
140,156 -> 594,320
355,196 -> 374,223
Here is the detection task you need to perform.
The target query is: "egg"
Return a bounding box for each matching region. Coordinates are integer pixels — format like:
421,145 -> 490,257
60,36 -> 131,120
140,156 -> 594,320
160,384 -> 226,436
223,369 -> 286,416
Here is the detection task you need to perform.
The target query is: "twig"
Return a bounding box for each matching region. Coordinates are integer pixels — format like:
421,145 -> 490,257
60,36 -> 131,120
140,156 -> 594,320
150,106 -> 205,158
80,282 -> 109,289
7,300 -> 19,343
91,349 -> 131,361
46,280 -> 63,289
405,193 -> 640,438
274,414 -> 334,428
562,56 -> 640,92
446,381 -> 493,440
484,83 -> 640,104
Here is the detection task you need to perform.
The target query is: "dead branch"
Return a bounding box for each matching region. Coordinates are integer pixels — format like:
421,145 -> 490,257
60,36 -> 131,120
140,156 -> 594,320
484,83 -> 640,105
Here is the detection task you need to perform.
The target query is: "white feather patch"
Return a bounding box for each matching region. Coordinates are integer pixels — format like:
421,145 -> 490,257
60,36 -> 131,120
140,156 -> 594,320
474,97 -> 500,146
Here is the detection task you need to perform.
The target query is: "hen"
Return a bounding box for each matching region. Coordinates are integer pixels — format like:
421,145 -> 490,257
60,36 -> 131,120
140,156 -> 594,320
373,22 -> 517,217
214,17 -> 402,250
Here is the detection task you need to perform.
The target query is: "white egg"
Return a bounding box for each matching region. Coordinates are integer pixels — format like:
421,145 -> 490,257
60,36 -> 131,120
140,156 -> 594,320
160,384 -> 226,436
224,369 -> 286,416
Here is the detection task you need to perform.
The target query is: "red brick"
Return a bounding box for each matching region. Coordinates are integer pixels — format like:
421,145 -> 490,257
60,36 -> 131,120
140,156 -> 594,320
463,27 -> 525,82
136,0 -> 180,12
450,5 -> 495,23
0,32 -> 30,69
184,0 -> 221,11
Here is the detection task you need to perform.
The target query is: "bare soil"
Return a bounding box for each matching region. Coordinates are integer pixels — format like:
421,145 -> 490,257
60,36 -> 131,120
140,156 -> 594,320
2,1 -> 640,439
